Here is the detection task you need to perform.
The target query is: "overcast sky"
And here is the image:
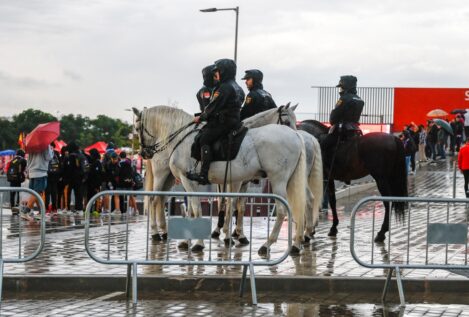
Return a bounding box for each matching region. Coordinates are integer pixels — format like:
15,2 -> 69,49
1,0 -> 468,123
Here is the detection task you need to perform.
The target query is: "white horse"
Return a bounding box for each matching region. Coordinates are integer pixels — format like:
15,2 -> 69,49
133,106 -> 307,254
215,104 -> 323,245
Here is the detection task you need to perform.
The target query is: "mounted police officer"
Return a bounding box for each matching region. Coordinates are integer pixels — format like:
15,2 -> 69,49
187,58 -> 245,185
196,64 -> 215,112
240,69 -> 277,120
322,75 -> 364,165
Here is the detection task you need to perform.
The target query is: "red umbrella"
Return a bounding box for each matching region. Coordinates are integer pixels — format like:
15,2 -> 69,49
54,140 -> 67,152
85,141 -> 108,154
25,122 -> 60,153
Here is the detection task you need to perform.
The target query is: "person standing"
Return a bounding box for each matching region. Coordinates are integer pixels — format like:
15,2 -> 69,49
21,145 -> 53,219
63,142 -> 87,216
7,149 -> 27,214
239,69 -> 277,120
45,148 -> 61,214
458,139 -> 469,197
417,124 -> 428,162
86,149 -> 104,214
426,120 -> 438,162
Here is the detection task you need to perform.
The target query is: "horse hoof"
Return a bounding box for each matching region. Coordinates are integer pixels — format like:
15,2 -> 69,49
374,232 -> 386,243
232,229 -> 240,239
258,246 -> 269,256
191,244 -> 204,252
224,238 -> 235,248
211,230 -> 220,239
161,233 -> 168,241
152,234 -> 162,241
328,227 -> 338,237
178,241 -> 189,250
290,245 -> 301,256
238,237 -> 250,246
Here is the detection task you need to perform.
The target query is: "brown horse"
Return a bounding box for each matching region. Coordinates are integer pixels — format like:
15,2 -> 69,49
298,120 -> 408,242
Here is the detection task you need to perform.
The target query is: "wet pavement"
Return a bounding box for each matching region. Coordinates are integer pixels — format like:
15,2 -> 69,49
1,157 -> 469,316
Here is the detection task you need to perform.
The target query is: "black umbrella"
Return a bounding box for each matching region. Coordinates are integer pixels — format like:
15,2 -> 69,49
450,109 -> 467,115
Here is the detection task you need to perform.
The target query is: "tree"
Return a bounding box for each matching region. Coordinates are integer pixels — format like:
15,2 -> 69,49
89,115 -> 132,147
12,108 -> 57,135
0,118 -> 17,149
60,114 -> 91,147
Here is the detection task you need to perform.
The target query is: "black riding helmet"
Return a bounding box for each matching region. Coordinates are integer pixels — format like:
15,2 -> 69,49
202,64 -> 215,88
241,69 -> 263,83
336,75 -> 357,93
213,58 -> 236,83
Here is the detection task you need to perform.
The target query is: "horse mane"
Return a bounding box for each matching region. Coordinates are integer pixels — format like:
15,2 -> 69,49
242,107 -> 279,128
143,105 -> 193,143
301,120 -> 329,132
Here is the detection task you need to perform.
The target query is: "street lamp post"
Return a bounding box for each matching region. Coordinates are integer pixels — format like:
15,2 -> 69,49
200,7 -> 239,63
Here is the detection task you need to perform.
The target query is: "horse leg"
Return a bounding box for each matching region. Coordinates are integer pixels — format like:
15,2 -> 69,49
233,182 -> 249,245
258,201 -> 286,256
222,196 -> 235,248
374,178 -> 392,243
211,185 -> 224,239
304,188 -> 315,243
179,177 -> 205,252
328,181 -> 339,237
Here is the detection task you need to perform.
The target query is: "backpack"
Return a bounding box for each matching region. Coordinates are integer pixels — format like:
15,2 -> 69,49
7,156 -> 26,183
133,171 -> 143,190
48,155 -> 61,176
67,152 -> 89,179
118,160 -> 134,188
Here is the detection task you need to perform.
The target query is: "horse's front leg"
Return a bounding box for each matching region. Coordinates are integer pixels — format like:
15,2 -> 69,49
328,180 -> 339,237
222,197 -> 235,248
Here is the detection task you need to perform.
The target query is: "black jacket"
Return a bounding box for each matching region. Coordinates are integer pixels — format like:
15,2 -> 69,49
201,59 -> 244,128
329,92 -> 364,126
196,65 -> 215,112
240,83 -> 277,120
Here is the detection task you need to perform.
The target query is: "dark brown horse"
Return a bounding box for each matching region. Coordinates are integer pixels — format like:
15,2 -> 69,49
298,120 -> 407,242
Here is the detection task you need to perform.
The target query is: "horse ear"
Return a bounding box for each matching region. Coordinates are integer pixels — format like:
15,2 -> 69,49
132,107 -> 141,119
285,102 -> 291,109
290,103 -> 299,111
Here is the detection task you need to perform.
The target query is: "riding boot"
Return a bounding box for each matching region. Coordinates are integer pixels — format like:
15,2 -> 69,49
186,145 -> 212,185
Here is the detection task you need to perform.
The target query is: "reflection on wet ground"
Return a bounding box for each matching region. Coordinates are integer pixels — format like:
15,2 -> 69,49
2,291 -> 469,316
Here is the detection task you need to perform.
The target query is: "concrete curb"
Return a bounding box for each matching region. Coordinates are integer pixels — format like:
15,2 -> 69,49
4,275 -> 469,294
336,182 -> 376,200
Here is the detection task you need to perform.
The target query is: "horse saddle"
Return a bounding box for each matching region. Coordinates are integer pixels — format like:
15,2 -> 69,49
191,126 -> 249,162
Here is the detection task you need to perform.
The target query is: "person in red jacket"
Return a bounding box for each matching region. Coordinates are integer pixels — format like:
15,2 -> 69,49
458,139 -> 469,197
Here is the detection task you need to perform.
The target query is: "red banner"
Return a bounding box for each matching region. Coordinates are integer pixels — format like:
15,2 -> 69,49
393,88 -> 469,131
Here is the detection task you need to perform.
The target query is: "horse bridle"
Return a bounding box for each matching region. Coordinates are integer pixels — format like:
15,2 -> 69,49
277,105 -> 291,127
138,109 -> 196,158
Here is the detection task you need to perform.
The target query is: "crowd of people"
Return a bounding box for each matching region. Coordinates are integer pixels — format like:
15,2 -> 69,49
399,114 -> 465,175
6,141 -> 142,219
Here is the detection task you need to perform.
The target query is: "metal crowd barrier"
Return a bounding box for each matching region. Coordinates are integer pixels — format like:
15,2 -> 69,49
0,187 -> 46,301
350,196 -> 469,307
84,190 -> 292,305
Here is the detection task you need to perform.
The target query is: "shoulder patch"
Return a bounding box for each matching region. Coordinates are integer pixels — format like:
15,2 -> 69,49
213,91 -> 220,99
336,99 -> 343,106
203,91 -> 211,99
245,97 -> 252,104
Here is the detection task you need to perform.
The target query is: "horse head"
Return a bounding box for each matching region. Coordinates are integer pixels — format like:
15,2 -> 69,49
132,107 -> 154,159
277,102 -> 299,129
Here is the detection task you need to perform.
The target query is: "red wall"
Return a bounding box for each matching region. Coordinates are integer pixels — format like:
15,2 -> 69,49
393,88 -> 469,131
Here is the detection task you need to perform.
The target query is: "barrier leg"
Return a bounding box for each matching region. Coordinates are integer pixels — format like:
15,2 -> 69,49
239,264 -> 248,297
126,264 -> 132,299
132,263 -> 138,304
395,268 -> 406,307
249,263 -> 257,306
0,259 -> 3,302
382,268 -> 393,303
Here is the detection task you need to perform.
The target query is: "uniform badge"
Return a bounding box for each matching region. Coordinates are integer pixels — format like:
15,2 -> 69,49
203,92 -> 210,99
245,97 -> 252,104
336,99 -> 343,106
213,91 -> 220,99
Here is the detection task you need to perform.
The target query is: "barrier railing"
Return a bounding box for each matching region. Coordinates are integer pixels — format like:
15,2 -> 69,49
350,196 -> 469,307
84,190 -> 292,305
0,187 -> 46,301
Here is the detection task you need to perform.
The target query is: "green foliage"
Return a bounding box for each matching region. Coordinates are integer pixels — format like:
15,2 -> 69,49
1,109 -> 132,150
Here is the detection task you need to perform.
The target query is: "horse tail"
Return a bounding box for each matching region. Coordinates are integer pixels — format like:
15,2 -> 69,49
309,136 -> 323,227
392,136 -> 408,211
143,159 -> 154,215
287,135 -> 307,235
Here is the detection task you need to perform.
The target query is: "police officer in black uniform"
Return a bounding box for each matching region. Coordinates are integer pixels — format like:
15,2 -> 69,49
322,75 -> 364,165
240,69 -> 277,120
187,58 -> 245,185
196,64 -> 215,112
